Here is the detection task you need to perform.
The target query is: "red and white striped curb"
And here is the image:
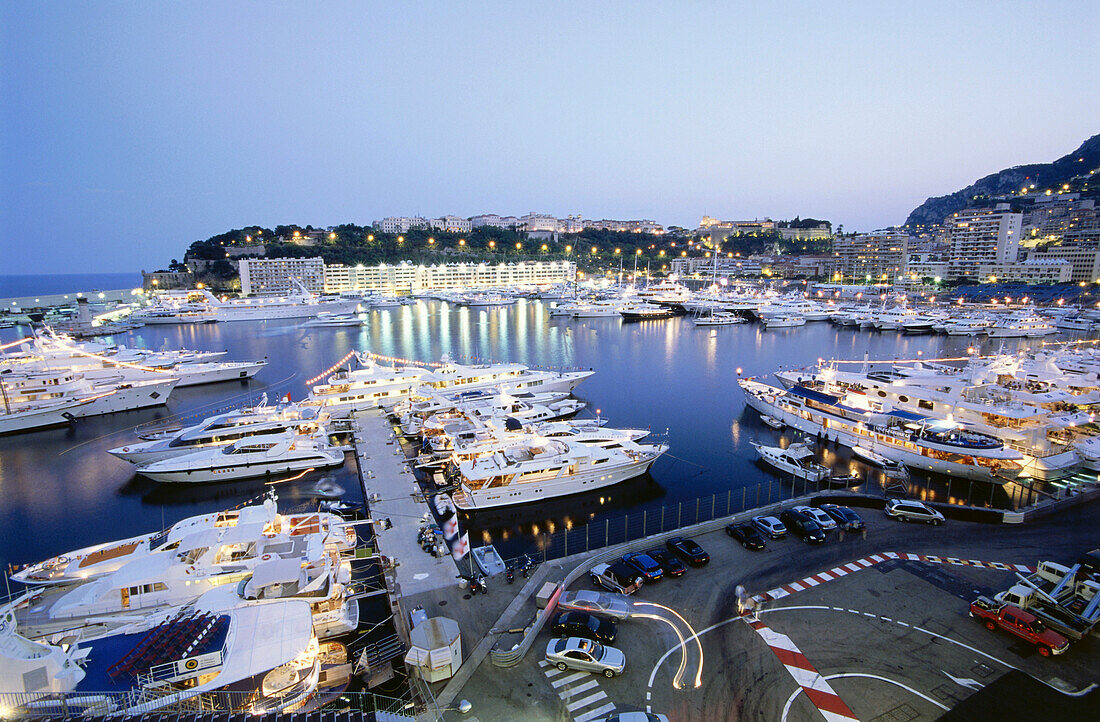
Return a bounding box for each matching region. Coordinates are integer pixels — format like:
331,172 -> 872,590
746,618 -> 859,722
755,552 -> 1036,603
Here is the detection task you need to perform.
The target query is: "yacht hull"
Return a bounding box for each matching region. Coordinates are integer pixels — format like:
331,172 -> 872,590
452,449 -> 665,510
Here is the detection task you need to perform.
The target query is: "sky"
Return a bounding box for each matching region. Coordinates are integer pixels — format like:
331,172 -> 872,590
2,2 -> 1098,274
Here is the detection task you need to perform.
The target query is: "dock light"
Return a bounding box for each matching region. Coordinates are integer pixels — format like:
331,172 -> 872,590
967,346 -> 976,355
367,234 -> 374,241
515,242 -> 522,250
736,367 -> 742,376
459,239 -> 465,246
397,235 -> 404,243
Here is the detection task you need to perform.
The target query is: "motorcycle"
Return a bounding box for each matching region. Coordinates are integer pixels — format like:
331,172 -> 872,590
505,565 -> 515,584
468,575 -> 487,595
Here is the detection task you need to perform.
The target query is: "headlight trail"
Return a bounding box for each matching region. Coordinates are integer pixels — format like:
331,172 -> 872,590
635,601 -> 705,688
631,609 -> 688,689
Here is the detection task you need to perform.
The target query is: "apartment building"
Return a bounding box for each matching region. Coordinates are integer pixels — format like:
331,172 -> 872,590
374,216 -> 430,234
945,205 -> 1022,280
239,257 -> 325,295
323,260 -> 576,293
833,231 -> 908,282
977,258 -> 1073,284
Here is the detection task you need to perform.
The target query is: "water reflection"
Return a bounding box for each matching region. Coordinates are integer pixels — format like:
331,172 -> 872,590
0,303 -> 1072,568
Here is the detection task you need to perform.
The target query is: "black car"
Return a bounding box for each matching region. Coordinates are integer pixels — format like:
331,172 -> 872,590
622,552 -> 665,582
551,611 -> 617,644
647,548 -> 687,577
779,509 -> 826,544
666,536 -> 710,566
725,523 -> 766,550
819,504 -> 865,532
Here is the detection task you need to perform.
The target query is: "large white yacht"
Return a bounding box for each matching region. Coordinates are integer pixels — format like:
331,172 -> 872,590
986,310 -> 1057,338
137,285 -> 360,323
108,401 -> 332,465
137,433 -> 345,483
451,435 -> 668,509
0,368 -> 177,430
739,377 -> 1022,483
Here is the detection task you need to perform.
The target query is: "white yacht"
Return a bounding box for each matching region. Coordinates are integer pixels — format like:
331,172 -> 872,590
0,368 -> 177,426
11,493 -> 354,588
986,311 -> 1057,338
872,306 -> 920,330
108,402 -> 331,465
137,433 -> 345,483
451,435 -> 668,510
691,311 -> 745,326
740,377 -> 1022,483
764,315 -> 806,329
416,396 -> 586,437
751,441 -> 830,482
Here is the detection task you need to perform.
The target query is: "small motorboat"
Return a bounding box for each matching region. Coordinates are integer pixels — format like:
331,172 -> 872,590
852,445 -> 891,466
692,312 -> 745,327
303,313 -> 368,327
304,477 -> 345,499
751,441 -> 830,482
471,544 -> 508,577
826,473 -> 862,487
759,414 -> 785,430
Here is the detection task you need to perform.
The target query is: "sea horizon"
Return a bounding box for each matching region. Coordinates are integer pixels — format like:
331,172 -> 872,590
0,272 -> 143,298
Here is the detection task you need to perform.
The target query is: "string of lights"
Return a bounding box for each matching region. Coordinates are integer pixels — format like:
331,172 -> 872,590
0,337 -> 34,352
304,350 -> 359,386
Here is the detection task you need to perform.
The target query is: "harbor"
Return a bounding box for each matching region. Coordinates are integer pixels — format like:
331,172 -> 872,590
2,289 -> 1100,719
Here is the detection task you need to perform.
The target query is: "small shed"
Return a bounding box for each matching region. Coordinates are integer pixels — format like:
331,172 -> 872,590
403,616 -> 462,683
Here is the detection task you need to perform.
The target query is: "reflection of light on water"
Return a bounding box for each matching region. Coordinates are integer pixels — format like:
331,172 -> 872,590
729,421 -> 740,446
481,529 -> 492,543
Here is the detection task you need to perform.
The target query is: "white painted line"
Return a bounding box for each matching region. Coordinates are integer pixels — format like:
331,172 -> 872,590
846,562 -> 864,571
884,552 -> 899,559
847,609 -> 859,614
563,679 -> 598,697
817,571 -> 834,581
802,577 -> 820,587
646,691 -> 651,700
787,665 -> 832,691
869,554 -> 884,562
969,559 -> 983,566
880,616 -> 892,622
1014,564 -> 1031,572
545,666 -> 567,677
789,581 -> 805,592
552,672 -> 588,688
897,621 -> 909,627
863,612 -> 877,617
781,672 -> 949,722
768,588 -> 790,599
566,690 -> 608,711
856,559 -> 872,567
538,659 -> 550,668
576,702 -> 617,722
830,567 -> 848,576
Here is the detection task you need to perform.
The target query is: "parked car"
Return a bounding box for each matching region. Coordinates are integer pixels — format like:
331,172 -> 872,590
551,611 -> 617,644
590,562 -> 644,595
647,548 -> 687,577
596,713 -> 670,722
557,590 -> 632,621
544,637 -> 626,677
819,504 -> 865,532
622,552 -> 664,582
726,523 -> 766,550
969,596 -> 1069,657
779,509 -> 826,544
666,536 -> 710,566
751,515 -> 787,539
792,505 -> 838,531
885,498 -> 944,525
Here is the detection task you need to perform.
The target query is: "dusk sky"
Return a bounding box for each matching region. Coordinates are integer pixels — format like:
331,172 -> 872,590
2,2 -> 1097,274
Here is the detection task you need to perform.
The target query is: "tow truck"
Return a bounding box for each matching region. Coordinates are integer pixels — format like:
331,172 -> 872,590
969,597 -> 1070,656
992,561 -> 1100,641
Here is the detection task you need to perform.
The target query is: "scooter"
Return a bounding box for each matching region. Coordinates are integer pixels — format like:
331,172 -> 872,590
468,575 -> 487,595
520,555 -> 535,579
505,565 -> 515,584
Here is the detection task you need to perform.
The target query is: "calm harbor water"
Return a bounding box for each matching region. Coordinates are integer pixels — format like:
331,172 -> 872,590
0,301 -> 1067,570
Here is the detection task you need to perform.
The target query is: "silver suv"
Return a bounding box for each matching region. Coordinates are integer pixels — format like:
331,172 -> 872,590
885,498 -> 944,525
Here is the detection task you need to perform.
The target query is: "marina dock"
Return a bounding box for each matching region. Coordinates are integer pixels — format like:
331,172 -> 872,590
351,408 -> 461,598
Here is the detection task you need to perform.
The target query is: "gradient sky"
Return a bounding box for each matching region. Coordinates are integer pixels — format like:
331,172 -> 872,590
2,2 -> 1097,274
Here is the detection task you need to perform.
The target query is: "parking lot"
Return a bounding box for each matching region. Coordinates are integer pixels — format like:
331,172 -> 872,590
455,499 -> 1099,722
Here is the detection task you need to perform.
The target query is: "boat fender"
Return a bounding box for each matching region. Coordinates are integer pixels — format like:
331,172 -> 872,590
261,554 -> 273,561
122,447 -> 129,452
185,565 -> 195,575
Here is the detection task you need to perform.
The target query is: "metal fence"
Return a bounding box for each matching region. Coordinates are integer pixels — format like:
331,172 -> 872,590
513,475 -> 827,566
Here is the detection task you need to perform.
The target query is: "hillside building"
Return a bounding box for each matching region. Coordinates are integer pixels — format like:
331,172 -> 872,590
833,231 -> 909,282
323,260 -> 575,294
945,205 -> 1021,281
239,257 -> 325,295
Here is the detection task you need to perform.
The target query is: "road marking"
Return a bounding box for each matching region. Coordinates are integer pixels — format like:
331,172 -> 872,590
566,690 -> 608,711
754,553 -> 1037,604
943,671 -> 983,691
565,679 -> 599,696
576,702 -> 617,722
552,671 -> 589,688
781,672 -> 950,722
747,618 -> 859,722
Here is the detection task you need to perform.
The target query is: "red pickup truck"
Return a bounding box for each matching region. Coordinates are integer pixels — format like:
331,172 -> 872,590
969,597 -> 1069,657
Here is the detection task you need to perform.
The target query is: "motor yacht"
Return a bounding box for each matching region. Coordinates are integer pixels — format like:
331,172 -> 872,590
751,441 -> 830,482
108,402 -> 331,465
763,315 -> 806,329
986,311 -> 1057,338
619,303 -> 676,320
451,435 -> 668,509
302,313 -> 368,327
137,433 -> 345,483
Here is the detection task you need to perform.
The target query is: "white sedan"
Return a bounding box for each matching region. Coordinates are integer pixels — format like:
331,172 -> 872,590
545,637 -> 626,677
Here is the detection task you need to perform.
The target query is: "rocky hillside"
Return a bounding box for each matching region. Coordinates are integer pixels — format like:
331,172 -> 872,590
904,133 -> 1100,228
